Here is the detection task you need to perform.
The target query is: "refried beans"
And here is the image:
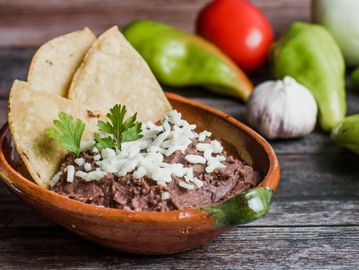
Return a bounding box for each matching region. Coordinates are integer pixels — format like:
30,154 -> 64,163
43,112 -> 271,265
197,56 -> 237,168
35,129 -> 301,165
51,139 -> 261,212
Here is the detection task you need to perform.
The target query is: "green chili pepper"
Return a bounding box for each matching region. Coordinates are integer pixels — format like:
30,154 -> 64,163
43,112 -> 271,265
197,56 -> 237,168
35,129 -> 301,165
200,187 -> 272,228
122,20 -> 253,101
270,22 -> 346,131
350,67 -> 359,88
331,114 -> 359,155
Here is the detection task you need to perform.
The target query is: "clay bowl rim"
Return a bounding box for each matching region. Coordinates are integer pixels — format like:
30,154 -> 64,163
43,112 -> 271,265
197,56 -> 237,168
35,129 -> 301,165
0,92 -> 280,225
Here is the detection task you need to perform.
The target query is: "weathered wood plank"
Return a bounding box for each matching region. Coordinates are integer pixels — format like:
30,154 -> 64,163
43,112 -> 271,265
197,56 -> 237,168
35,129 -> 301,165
1,154 -> 358,227
0,0 -> 310,46
276,154 -> 359,198
0,226 -> 357,269
0,47 -> 33,97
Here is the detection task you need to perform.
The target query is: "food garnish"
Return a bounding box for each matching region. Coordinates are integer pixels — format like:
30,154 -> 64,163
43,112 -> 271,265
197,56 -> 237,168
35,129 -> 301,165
45,112 -> 86,156
48,109 -> 235,192
95,104 -> 143,150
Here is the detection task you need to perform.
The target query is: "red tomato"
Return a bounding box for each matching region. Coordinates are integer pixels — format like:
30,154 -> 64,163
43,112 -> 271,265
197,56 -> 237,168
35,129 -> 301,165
196,0 -> 274,73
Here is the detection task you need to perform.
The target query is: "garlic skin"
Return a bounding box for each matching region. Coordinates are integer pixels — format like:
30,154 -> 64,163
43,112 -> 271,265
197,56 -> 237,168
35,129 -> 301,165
247,76 -> 318,139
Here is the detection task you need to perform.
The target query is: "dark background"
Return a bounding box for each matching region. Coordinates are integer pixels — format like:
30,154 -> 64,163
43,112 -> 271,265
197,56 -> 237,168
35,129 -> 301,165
0,0 -> 358,269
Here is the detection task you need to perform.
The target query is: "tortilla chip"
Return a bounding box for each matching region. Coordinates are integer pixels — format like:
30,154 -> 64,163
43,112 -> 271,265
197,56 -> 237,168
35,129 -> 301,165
68,26 -> 171,122
8,80 -> 102,188
27,27 -> 96,97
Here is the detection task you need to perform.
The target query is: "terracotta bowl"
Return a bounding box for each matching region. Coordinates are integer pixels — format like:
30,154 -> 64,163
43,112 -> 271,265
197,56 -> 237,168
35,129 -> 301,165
0,93 -> 280,254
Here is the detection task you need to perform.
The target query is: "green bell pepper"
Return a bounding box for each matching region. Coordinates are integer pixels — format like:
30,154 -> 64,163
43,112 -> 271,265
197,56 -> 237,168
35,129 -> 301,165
201,187 -> 272,228
331,114 -> 359,155
122,20 -> 253,101
270,22 -> 346,131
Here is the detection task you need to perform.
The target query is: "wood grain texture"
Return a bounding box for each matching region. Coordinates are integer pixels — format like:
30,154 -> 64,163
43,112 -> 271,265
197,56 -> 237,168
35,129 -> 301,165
0,0 -> 310,46
0,226 -> 357,269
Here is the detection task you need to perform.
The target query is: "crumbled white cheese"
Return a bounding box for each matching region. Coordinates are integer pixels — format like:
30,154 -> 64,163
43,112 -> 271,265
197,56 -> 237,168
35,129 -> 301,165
161,191 -> 171,200
101,148 -> 116,159
75,170 -> 87,179
54,110 -> 227,190
184,176 -> 192,183
192,177 -> 204,188
185,154 -> 206,164
185,167 -> 194,180
76,170 -> 107,181
66,165 -> 75,183
85,171 -> 107,181
167,110 -> 182,126
211,140 -> 223,153
143,121 -> 163,132
198,130 -> 212,142
196,143 -> 211,152
49,171 -> 62,187
171,163 -> 185,177
133,166 -> 146,179
95,110 -> 226,188
84,163 -> 92,172
205,155 -> 226,173
204,149 -> 213,160
74,157 -> 85,166
178,181 -> 195,190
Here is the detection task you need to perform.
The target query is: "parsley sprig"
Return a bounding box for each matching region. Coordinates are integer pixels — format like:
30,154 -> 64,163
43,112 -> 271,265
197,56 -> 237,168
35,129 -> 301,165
95,104 -> 143,150
45,112 -> 85,156
46,105 -> 142,155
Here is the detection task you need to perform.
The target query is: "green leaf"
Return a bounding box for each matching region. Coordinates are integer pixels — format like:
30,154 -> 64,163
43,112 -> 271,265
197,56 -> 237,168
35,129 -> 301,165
107,104 -> 127,142
121,122 -> 143,143
96,104 -> 143,150
45,112 -> 85,156
122,113 -> 137,129
94,133 -> 116,149
97,120 -> 114,135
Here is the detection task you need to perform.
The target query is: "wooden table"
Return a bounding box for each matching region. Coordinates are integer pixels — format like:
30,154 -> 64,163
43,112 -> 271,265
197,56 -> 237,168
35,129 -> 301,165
0,1 -> 358,269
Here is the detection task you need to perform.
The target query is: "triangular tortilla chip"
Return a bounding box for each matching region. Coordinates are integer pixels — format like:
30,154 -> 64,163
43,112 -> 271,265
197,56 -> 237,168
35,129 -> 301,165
68,26 -> 171,122
8,80 -> 102,188
27,27 -> 96,97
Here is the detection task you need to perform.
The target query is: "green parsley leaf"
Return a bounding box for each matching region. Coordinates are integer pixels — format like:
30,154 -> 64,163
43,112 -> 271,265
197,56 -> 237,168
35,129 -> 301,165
121,122 -> 143,143
94,133 -> 116,149
45,112 -> 85,156
95,104 -> 143,150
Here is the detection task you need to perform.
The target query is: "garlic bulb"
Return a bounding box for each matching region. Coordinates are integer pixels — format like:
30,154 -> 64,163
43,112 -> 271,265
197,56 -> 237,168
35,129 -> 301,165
247,76 -> 318,139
